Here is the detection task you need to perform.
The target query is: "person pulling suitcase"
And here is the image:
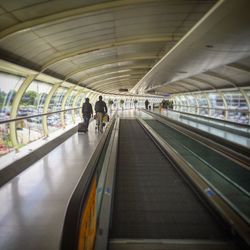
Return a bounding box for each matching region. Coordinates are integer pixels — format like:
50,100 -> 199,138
79,97 -> 93,132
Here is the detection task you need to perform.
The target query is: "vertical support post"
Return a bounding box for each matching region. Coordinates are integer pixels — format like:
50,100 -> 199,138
240,88 -> 250,125
10,75 -> 37,147
171,95 -> 176,110
184,95 -> 190,112
42,82 -> 61,137
205,93 -> 212,116
72,91 -> 82,124
60,86 -> 75,128
192,94 -> 199,114
219,91 -> 228,120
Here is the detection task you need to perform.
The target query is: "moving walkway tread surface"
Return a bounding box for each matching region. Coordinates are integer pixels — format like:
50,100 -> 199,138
110,119 -> 234,245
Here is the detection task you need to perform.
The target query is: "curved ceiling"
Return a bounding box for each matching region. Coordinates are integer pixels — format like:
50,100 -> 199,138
132,0 -> 250,95
0,0 -> 216,95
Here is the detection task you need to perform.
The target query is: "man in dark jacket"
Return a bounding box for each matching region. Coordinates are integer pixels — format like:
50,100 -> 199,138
82,98 -> 93,131
95,95 -> 107,133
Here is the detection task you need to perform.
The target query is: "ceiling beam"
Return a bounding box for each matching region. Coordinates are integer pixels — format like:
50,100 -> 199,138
153,85 -> 180,94
188,77 -> 216,89
91,80 -> 133,92
203,71 -> 237,88
178,80 -> 201,91
225,63 -> 250,74
87,75 -> 140,87
41,36 -> 171,71
97,81 -> 134,89
79,68 -> 148,84
0,0 -> 164,40
64,55 -> 156,80
81,70 -> 132,84
168,82 -> 192,92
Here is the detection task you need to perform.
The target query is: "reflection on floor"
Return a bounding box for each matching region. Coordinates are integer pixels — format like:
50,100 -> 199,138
0,120 -> 102,250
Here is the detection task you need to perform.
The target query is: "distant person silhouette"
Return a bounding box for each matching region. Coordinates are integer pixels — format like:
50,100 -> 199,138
94,96 -> 107,133
82,98 -> 93,131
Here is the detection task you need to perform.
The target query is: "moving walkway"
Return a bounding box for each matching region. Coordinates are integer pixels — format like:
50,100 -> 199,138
143,109 -> 250,164
60,114 -> 250,250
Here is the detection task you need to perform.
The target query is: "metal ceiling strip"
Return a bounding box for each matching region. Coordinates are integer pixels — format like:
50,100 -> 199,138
225,63 -> 250,74
203,71 -> 238,88
76,66 -> 150,83
189,77 -> 216,89
170,82 -> 194,92
41,36 -> 172,71
64,56 -> 156,80
79,68 -> 146,84
87,74 -> 141,87
0,0 -> 165,40
130,0 -> 225,94
178,80 -> 201,91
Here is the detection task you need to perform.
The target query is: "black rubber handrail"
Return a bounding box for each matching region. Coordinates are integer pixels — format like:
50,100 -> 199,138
143,109 -> 250,165
179,115 -> 250,138
169,109 -> 250,129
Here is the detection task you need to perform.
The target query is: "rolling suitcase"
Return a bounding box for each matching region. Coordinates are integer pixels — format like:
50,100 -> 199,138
78,122 -> 87,133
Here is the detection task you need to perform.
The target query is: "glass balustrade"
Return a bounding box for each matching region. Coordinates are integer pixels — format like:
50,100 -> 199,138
0,108 -> 81,158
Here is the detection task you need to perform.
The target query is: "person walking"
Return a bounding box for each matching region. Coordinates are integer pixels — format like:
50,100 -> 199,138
145,99 -> 149,109
82,98 -> 93,132
95,95 -> 108,133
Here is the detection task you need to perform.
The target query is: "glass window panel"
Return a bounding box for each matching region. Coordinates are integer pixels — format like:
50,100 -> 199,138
75,94 -> 85,120
0,71 -> 24,120
186,95 -> 196,113
179,96 -> 188,112
246,90 -> 250,101
224,91 -> 249,124
196,94 -> 209,115
49,87 -> 67,112
18,80 -> 51,117
224,91 -> 248,110
199,108 -> 209,116
173,97 -> 181,111
208,93 -> 224,108
0,72 -> 23,154
179,96 -> 188,106
47,87 -> 67,130
196,94 -> 208,107
65,91 -> 77,109
17,80 -> 52,144
186,96 -> 196,106
208,93 -> 225,119
76,94 -> 84,107
65,91 -> 77,125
